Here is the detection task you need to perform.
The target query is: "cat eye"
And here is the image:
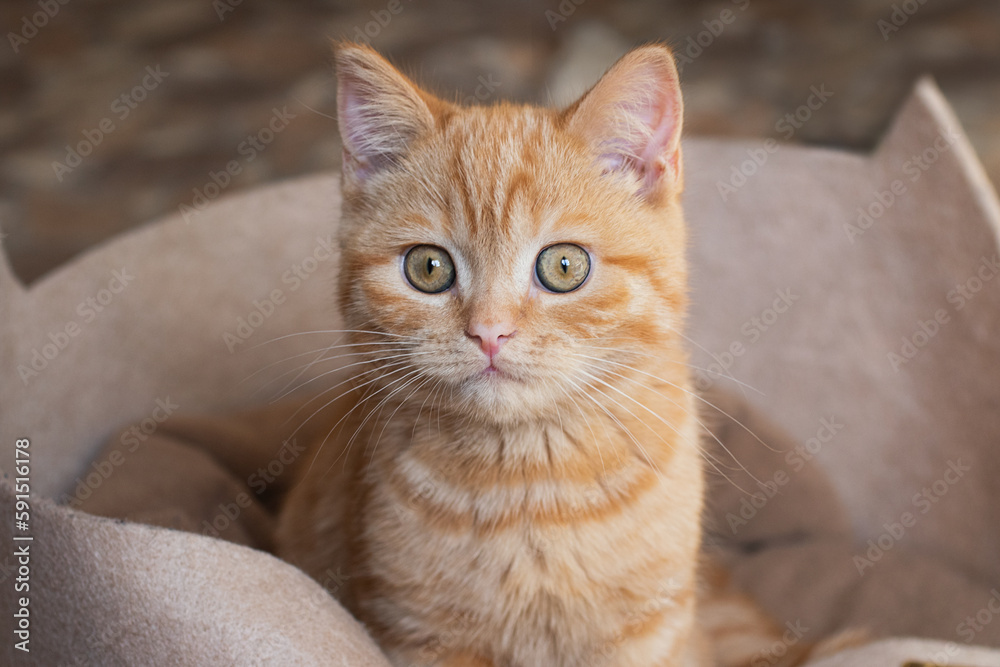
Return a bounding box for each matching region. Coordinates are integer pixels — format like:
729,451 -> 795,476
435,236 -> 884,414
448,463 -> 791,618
535,243 -> 590,293
404,245 -> 456,293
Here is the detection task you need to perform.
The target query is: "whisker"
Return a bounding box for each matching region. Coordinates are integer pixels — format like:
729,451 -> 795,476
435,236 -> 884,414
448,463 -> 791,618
244,329 -> 425,352
292,96 -> 337,121
269,351 -> 433,404
339,367 -> 427,468
577,367 -> 689,462
573,353 -> 777,457
302,366 -> 424,483
670,329 -> 755,400
570,373 -> 666,481
576,344 -> 761,395
369,375 -> 433,464
552,369 -> 609,477
281,360 -> 418,442
243,339 -> 436,384
573,362 -> 753,492
579,331 -> 761,398
256,347 -> 423,400
413,376 -> 445,440
575,354 -> 749,467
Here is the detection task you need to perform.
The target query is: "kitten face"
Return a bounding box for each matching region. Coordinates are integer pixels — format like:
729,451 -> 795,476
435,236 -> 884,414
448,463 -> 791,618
335,45 -> 686,427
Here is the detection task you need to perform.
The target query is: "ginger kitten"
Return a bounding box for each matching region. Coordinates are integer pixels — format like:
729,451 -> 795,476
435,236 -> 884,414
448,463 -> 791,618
278,43 -> 818,667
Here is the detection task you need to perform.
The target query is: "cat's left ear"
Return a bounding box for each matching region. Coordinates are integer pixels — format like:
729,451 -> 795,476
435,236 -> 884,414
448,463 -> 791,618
564,45 -> 684,202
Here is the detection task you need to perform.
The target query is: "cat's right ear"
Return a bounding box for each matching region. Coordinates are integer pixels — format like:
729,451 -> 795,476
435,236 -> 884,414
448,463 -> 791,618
334,43 -> 437,183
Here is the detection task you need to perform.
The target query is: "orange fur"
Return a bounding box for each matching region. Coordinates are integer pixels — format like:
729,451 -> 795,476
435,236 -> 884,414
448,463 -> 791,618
278,43 -> 828,667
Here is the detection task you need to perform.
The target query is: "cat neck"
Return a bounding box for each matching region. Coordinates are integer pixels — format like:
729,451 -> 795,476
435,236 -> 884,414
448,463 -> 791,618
361,370 -> 694,494
352,375 -> 699,537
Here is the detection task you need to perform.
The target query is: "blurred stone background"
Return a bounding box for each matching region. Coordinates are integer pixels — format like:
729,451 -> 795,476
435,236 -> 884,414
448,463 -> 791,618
1,0 -> 998,284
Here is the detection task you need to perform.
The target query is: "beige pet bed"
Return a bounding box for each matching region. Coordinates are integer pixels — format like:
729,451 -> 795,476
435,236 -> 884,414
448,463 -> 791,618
2,79 -> 1000,665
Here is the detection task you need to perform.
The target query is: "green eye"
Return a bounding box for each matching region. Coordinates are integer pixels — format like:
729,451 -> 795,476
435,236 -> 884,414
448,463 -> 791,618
404,245 -> 455,293
536,243 -> 590,293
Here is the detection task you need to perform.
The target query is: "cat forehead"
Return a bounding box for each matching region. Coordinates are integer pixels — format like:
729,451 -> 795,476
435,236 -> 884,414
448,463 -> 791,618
427,105 -> 577,180
443,104 -> 557,150
351,104 -> 645,256
403,107 -> 594,241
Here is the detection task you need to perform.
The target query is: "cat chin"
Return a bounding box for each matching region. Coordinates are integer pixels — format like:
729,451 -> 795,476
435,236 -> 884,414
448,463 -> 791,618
460,373 -> 522,403
454,374 -> 562,426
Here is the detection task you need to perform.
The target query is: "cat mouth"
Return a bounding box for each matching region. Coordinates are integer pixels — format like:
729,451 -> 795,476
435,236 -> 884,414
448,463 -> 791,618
476,363 -> 519,382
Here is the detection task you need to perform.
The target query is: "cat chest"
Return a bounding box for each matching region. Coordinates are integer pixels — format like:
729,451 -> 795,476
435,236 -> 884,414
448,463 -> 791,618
364,487 -> 692,666
365,463 -> 685,616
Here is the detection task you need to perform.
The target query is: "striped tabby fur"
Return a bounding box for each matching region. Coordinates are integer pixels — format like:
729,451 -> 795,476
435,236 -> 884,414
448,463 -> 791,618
278,43 -> 840,667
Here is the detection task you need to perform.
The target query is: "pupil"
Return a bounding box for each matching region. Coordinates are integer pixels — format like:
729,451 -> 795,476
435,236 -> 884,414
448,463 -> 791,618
560,257 -> 570,274
427,257 -> 439,274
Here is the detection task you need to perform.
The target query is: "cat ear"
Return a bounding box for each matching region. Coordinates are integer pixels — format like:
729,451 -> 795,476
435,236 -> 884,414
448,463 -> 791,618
564,45 -> 684,201
334,43 -> 437,181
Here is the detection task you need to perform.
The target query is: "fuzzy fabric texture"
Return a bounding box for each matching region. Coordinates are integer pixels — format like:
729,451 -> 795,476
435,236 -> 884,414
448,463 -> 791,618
1,79 -> 999,665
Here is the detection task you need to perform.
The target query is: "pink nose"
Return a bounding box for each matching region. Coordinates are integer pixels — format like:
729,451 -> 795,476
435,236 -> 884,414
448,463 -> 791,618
466,322 -> 515,361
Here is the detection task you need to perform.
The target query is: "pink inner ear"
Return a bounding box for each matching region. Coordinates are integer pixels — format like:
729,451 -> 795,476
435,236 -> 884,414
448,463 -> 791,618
599,87 -> 680,194
640,94 -> 678,164
338,85 -> 367,161
334,48 -> 435,181
572,49 -> 683,197
338,76 -> 395,174
635,90 -> 680,191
